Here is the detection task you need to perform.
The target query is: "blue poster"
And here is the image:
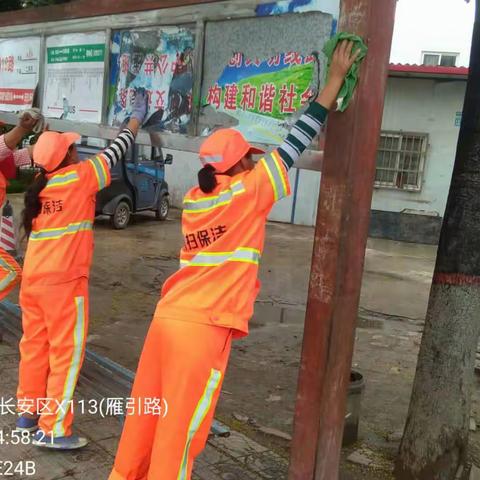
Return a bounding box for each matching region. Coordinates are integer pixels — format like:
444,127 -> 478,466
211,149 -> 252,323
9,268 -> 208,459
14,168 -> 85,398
108,27 -> 195,134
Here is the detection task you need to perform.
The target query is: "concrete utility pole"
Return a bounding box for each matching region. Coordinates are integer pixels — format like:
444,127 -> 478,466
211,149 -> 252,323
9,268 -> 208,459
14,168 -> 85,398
396,1 -> 480,478
288,1 -> 397,479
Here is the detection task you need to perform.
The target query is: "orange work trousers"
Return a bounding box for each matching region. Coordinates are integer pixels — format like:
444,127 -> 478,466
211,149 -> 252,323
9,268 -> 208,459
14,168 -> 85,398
17,277 -> 88,437
0,247 -> 21,301
109,315 -> 232,480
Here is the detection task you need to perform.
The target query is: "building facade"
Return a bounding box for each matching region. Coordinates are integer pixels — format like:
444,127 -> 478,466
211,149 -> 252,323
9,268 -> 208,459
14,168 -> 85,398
370,65 -> 467,244
163,65 -> 467,244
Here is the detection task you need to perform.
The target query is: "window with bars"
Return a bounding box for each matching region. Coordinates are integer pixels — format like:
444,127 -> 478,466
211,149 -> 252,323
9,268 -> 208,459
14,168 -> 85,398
375,132 -> 428,191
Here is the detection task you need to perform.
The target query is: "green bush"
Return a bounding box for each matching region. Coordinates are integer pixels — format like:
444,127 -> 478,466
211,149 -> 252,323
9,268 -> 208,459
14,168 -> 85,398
6,169 -> 37,194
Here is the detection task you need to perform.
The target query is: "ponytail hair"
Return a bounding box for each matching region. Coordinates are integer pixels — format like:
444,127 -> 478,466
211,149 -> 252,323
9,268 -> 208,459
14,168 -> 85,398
198,164 -> 217,193
22,169 -> 48,238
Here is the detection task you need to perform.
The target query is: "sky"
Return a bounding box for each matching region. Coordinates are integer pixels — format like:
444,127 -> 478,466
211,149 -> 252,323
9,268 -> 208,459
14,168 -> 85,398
390,0 -> 475,67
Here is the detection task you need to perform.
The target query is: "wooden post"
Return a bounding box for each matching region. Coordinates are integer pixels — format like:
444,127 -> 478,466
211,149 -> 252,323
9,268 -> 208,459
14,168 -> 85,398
288,1 -> 397,479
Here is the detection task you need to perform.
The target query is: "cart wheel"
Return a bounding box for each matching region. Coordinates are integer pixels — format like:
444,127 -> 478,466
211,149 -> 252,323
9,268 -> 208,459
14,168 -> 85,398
111,201 -> 131,229
156,195 -> 169,221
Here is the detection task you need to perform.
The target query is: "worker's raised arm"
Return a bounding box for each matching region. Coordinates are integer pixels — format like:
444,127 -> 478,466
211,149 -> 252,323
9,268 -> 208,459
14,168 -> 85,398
277,40 -> 361,170
1,109 -> 44,162
100,89 -> 148,170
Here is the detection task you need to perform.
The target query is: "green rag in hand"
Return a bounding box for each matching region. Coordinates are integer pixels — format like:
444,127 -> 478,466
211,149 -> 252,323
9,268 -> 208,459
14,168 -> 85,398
322,32 -> 368,112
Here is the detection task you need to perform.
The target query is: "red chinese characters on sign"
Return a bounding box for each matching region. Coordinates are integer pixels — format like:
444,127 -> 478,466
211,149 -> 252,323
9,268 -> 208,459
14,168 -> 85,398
119,88 -> 129,109
144,55 -> 155,76
0,88 -> 34,106
0,56 -> 15,73
240,84 -> 257,111
119,88 -> 141,109
224,84 -> 239,110
157,54 -> 169,75
228,53 -> 243,68
155,90 -> 166,109
208,82 -> 306,114
207,50 -> 312,114
284,51 -> 303,66
279,83 -> 297,113
207,83 -> 222,109
267,55 -> 281,67
259,83 -> 276,113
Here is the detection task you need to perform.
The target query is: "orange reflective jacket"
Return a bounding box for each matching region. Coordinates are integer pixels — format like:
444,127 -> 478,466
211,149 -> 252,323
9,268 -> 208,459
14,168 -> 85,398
158,150 -> 290,337
22,155 -> 111,285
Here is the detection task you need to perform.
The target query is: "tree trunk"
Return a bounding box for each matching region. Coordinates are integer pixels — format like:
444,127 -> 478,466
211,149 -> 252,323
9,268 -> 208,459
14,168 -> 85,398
395,2 -> 480,479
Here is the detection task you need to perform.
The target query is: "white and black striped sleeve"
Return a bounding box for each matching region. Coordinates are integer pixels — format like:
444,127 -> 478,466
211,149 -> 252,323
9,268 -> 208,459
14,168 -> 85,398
101,128 -> 135,169
277,102 -> 328,170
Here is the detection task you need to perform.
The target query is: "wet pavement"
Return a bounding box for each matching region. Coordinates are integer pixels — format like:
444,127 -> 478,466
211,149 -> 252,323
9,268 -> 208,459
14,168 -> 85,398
5,194 -> 480,478
0,340 -> 289,480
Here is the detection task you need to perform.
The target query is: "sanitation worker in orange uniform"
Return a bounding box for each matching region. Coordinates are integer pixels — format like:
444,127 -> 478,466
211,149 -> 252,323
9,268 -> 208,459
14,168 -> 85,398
15,91 -> 149,449
0,111 -> 43,301
110,41 -> 360,480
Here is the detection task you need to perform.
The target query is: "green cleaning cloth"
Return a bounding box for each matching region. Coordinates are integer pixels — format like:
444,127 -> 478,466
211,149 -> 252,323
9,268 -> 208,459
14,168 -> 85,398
322,32 -> 368,112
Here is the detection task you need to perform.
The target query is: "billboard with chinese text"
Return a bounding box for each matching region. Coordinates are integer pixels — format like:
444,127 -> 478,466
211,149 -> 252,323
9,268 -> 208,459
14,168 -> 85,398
200,13 -> 332,145
0,37 -> 40,112
43,32 -> 106,123
203,52 -> 316,144
108,27 -> 195,134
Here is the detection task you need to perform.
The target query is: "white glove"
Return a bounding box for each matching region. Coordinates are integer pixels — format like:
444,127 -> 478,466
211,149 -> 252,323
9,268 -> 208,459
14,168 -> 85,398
19,108 -> 45,134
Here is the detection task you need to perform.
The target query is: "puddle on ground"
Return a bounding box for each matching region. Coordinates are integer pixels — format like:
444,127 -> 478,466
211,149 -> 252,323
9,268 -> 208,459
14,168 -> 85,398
357,316 -> 385,330
250,303 -> 305,328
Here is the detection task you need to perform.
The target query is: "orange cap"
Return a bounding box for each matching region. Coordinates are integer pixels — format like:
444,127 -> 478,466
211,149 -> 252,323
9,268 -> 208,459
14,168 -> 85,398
33,131 -> 80,172
199,129 -> 265,173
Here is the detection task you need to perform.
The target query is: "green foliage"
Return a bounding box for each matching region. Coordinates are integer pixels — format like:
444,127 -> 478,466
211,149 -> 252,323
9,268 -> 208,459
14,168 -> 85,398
0,124 -> 14,136
0,0 -> 22,12
7,168 -> 36,194
0,0 -> 71,12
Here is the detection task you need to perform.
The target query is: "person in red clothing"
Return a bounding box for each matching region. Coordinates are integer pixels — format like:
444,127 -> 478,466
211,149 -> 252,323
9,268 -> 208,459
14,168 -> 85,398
15,91 -> 149,449
0,111 -> 44,301
110,41 -> 360,480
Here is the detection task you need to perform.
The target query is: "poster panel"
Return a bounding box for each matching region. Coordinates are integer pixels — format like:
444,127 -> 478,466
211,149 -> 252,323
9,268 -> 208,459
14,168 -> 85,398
43,32 -> 106,123
204,52 -> 316,144
0,37 -> 41,112
108,27 -> 195,134
201,13 -> 332,144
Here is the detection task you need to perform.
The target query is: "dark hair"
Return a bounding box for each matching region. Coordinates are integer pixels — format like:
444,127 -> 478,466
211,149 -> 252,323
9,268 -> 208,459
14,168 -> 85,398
198,165 -> 217,193
22,169 -> 48,238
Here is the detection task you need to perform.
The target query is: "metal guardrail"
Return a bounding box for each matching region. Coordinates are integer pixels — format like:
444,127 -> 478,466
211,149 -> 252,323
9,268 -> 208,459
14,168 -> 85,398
0,300 -> 230,438
0,111 -> 324,172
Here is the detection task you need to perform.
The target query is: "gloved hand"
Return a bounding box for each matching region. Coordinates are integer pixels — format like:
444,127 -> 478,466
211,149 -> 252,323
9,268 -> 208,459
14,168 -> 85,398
131,88 -> 149,124
19,108 -> 45,134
